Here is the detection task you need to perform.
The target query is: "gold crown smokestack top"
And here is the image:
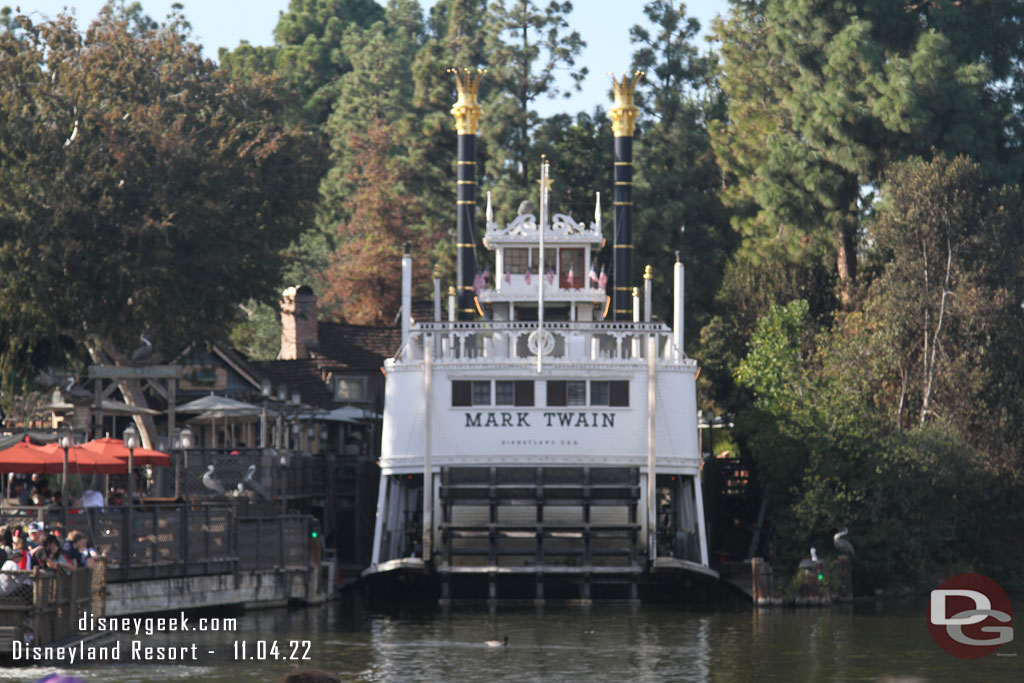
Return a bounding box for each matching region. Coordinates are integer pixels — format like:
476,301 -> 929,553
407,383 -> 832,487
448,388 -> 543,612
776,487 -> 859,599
450,68 -> 484,320
609,71 -> 643,321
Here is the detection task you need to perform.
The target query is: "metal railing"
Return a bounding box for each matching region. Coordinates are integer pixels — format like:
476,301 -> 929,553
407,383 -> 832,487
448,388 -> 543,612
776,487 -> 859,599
396,321 -> 690,365
141,448 -> 328,501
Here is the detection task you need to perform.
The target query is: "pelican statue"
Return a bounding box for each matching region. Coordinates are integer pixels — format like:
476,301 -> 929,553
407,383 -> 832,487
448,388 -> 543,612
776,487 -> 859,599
202,465 -> 225,495
485,636 -> 508,648
130,333 -> 153,362
798,547 -> 819,571
241,464 -> 269,500
63,376 -> 92,403
833,528 -> 855,558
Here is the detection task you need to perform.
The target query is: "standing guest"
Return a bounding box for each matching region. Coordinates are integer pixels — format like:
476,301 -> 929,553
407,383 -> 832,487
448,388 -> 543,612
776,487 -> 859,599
10,535 -> 32,570
61,531 -> 95,569
39,534 -> 71,574
0,548 -> 32,597
0,525 -> 12,555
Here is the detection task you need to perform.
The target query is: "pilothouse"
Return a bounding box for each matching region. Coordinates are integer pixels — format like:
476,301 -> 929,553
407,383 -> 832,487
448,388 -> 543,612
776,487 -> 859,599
363,69 -> 716,602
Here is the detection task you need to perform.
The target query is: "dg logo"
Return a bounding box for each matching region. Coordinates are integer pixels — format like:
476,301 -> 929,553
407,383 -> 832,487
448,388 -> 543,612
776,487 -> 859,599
928,573 -> 1013,658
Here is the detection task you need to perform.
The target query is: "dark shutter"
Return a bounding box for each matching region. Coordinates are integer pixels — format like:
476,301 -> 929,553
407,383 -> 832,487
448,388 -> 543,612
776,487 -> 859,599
547,380 -> 567,406
514,380 -> 534,407
452,380 -> 472,407
609,381 -> 629,407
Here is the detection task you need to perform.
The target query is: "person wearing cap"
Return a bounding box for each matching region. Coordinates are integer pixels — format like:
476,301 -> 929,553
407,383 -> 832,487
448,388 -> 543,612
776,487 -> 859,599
26,521 -> 45,550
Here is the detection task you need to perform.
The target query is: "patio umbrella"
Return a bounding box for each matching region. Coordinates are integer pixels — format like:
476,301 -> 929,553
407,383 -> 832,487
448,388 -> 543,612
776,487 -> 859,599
0,440 -> 65,474
80,437 -> 171,467
174,393 -> 261,416
37,443 -> 127,475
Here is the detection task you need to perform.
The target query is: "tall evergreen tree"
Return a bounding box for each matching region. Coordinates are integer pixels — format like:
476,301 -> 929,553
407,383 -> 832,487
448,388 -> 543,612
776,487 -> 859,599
627,1 -> 733,345
711,0 -> 1024,308
219,0 -> 385,126
481,0 -> 586,218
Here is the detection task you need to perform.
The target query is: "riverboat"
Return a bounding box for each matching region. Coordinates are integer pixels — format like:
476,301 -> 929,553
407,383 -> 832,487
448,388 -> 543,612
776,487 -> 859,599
362,70 -> 717,602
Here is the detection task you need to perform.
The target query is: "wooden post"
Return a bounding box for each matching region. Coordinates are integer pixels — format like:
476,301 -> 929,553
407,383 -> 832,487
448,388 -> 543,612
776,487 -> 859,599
838,556 -> 853,602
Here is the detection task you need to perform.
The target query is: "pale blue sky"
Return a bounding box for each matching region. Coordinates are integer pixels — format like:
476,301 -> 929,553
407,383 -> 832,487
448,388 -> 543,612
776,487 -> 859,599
15,1 -> 729,115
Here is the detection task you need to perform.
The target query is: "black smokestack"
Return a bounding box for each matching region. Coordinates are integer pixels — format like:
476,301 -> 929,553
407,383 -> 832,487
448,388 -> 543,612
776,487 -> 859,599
450,69 -> 484,320
609,72 -> 643,321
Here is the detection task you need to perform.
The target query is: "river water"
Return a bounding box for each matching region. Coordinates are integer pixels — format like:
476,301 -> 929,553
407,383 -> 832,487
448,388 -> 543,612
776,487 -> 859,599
1,598 -> 1019,682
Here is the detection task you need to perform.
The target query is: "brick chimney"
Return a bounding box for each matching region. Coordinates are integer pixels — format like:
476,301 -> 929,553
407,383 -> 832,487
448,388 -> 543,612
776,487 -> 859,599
279,285 -> 319,359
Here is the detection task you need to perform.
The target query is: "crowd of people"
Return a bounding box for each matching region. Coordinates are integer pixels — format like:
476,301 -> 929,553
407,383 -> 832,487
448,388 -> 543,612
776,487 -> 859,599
0,520 -> 98,596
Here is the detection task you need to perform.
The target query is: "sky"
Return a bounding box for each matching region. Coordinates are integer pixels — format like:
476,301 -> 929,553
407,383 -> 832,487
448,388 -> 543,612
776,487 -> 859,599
14,1 -> 730,116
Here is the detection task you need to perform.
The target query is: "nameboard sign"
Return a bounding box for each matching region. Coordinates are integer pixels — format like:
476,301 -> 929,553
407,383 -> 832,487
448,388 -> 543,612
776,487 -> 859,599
463,411 -> 616,429
88,365 -> 182,379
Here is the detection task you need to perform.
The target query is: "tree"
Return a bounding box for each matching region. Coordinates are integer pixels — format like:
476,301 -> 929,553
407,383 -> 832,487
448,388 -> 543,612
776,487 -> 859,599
481,0 -> 587,218
0,8 -> 320,440
319,119 -> 438,325
219,0 -> 385,126
627,1 -> 733,343
711,0 -> 1024,308
859,155 -> 1024,465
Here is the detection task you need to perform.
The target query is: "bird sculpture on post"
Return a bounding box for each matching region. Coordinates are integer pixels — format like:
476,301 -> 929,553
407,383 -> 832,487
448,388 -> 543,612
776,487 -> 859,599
241,464 -> 269,500
63,376 -> 93,404
202,465 -> 225,495
833,528 -> 855,558
798,547 -> 819,571
130,333 -> 153,363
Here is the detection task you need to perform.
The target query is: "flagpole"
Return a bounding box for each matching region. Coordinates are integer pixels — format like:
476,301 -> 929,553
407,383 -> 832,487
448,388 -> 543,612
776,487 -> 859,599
537,157 -> 548,374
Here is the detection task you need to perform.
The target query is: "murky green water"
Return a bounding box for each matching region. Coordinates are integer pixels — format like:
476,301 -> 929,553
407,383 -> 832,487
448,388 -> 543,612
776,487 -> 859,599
1,598 -> 1019,682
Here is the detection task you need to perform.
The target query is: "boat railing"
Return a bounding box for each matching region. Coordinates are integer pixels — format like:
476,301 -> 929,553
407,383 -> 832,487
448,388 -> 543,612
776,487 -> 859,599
394,321 -> 692,366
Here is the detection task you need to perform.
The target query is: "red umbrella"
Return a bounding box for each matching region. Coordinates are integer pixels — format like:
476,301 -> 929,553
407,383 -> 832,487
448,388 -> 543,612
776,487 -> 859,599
80,437 -> 171,467
37,443 -> 127,475
0,441 -> 65,474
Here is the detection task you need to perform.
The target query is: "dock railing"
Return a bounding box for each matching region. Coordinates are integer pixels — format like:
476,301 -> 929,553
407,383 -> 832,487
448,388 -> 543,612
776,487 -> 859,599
0,564 -> 105,651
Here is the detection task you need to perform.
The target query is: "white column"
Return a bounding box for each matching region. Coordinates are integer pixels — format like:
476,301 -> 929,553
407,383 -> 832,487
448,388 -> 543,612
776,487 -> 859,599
673,252 -> 684,360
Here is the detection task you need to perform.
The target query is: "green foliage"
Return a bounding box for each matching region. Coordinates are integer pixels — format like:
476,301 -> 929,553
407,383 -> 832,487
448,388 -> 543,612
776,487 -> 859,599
220,0 -> 385,126
481,0 -> 586,218
0,9 -> 320,368
711,0 -> 1024,308
736,157 -> 1024,590
628,1 -> 735,345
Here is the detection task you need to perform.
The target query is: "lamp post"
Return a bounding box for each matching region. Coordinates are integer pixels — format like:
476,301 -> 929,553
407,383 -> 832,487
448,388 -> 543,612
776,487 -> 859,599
276,384 -> 287,449
173,426 -> 194,500
260,378 -> 272,449
58,422 -> 73,529
123,425 -> 139,505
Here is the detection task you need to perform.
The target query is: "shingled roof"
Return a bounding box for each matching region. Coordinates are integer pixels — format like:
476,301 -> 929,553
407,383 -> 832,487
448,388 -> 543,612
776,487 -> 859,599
313,323 -> 402,369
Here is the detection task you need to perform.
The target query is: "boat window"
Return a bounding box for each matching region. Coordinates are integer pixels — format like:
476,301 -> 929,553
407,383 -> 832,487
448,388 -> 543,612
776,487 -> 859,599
591,381 -> 609,405
497,380 -> 535,406
472,381 -> 492,405
609,381 -> 629,407
514,380 -> 534,407
452,381 -> 472,406
496,381 -> 515,405
567,381 -> 586,405
546,380 -> 567,406
505,248 -> 530,274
